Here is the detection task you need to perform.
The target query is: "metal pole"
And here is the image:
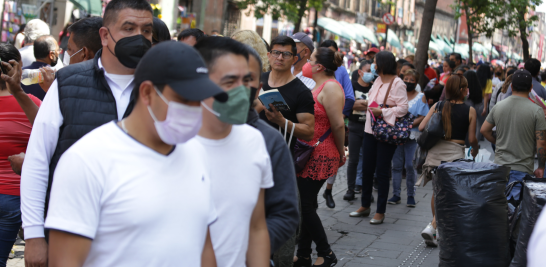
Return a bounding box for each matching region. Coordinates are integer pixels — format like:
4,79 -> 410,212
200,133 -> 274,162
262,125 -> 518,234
198,0 -> 207,30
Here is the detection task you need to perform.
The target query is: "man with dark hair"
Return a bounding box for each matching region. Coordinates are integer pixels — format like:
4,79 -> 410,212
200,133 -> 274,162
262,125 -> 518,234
244,45 -> 299,267
195,36 -> 272,266
20,35 -> 59,101
396,58 -> 408,76
449,52 -> 462,69
482,69 -> 546,200
64,17 -> 103,65
365,47 -> 379,61
20,0 -> 153,265
259,35 -> 315,153
45,41 -> 222,267
177,28 -> 205,46
211,29 -> 220,36
525,58 -> 546,99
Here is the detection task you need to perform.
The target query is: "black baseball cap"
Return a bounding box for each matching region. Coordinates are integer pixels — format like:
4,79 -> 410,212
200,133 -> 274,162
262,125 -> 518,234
134,41 -> 228,102
291,32 -> 314,53
512,69 -> 533,91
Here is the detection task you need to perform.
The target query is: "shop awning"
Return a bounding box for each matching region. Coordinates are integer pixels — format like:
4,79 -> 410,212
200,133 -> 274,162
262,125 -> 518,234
69,0 -> 102,16
350,23 -> 379,46
443,35 -> 452,45
337,21 -> 358,41
491,46 -> 499,58
403,41 -> 415,53
428,41 -> 444,56
434,38 -> 453,54
378,29 -> 402,49
317,17 -> 356,41
472,42 -> 489,56
454,43 -> 469,59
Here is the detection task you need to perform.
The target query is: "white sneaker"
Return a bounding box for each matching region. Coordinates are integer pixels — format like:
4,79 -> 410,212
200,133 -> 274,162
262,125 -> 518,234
8,248 -> 14,259
421,223 -> 438,247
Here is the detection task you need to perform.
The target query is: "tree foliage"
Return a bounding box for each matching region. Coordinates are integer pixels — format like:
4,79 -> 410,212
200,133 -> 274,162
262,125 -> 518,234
236,0 -> 323,28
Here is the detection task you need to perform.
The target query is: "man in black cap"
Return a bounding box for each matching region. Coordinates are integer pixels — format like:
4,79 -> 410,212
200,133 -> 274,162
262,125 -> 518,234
291,32 -> 315,89
45,41 -> 225,266
482,69 -> 546,199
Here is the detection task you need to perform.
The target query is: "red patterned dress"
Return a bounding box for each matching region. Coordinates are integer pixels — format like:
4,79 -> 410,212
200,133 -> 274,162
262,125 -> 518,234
298,79 -> 344,180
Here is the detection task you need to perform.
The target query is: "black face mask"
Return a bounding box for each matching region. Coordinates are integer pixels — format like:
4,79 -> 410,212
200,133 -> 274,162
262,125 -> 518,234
50,53 -> 58,67
249,87 -> 259,107
107,29 -> 152,69
404,82 -> 416,92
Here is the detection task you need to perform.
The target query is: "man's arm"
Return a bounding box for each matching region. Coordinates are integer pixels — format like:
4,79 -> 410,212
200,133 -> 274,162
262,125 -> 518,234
264,139 -> 299,252
21,80 -> 63,266
264,106 -> 315,141
339,69 -> 355,117
246,189 -> 270,267
1,60 -> 40,124
48,230 -> 92,267
536,130 -> 546,178
201,229 -> 216,267
481,121 -> 496,144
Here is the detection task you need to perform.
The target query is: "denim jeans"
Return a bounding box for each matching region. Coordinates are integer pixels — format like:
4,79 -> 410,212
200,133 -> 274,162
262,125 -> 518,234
361,133 -> 398,214
356,146 -> 363,186
507,170 -> 529,200
0,194 -> 21,267
392,139 -> 418,197
296,177 -> 331,257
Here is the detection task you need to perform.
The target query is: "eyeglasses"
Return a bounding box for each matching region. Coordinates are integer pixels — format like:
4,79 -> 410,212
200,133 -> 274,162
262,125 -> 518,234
270,50 -> 294,59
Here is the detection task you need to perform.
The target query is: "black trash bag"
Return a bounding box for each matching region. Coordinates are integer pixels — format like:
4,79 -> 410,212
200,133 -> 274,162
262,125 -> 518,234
505,180 -> 525,258
510,177 -> 546,267
434,161 -> 511,267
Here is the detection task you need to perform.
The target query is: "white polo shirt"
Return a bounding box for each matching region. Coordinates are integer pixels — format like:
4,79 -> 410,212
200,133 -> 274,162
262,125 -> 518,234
45,122 -> 216,267
292,66 -> 316,89
196,124 -> 274,267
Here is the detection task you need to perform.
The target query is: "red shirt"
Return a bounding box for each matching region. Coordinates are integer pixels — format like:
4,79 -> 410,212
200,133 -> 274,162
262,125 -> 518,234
424,66 -> 439,84
0,94 -> 41,196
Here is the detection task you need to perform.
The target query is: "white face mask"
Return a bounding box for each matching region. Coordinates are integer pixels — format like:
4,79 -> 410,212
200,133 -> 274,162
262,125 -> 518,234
63,48 -> 83,66
147,87 -> 203,145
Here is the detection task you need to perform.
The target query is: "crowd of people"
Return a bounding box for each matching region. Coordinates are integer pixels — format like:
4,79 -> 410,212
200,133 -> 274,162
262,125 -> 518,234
3,0 -> 546,266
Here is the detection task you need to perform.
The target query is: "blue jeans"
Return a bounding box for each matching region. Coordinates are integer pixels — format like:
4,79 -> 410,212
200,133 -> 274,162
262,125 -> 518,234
0,194 -> 21,267
392,139 -> 418,197
507,170 -> 529,200
356,146 -> 363,186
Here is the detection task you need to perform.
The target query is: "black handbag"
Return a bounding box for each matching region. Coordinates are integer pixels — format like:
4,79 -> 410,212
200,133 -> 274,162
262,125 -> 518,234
293,129 -> 331,173
417,101 -> 444,150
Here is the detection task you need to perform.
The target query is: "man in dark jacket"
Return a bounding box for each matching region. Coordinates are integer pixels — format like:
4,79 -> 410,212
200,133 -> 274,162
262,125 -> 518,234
245,46 -> 299,267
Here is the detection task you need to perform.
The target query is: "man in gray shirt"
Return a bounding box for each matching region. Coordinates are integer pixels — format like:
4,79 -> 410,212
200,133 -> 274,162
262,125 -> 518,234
525,59 -> 546,100
481,69 -> 546,199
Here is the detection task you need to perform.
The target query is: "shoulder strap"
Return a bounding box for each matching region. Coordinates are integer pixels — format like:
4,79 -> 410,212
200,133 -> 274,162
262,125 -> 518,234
382,79 -> 396,106
319,129 -> 332,142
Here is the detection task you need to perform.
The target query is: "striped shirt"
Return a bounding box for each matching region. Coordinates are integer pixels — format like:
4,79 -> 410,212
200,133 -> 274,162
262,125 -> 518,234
0,94 -> 41,195
292,66 -> 316,89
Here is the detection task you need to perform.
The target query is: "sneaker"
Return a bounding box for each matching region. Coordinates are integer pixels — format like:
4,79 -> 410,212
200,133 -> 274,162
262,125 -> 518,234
407,196 -> 416,207
354,185 -> 362,194
9,248 -> 14,259
421,223 -> 438,247
387,195 -> 401,204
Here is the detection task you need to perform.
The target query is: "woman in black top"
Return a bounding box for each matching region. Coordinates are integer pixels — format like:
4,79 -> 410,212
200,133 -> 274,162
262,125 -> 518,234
417,75 -> 479,247
344,60 -> 374,201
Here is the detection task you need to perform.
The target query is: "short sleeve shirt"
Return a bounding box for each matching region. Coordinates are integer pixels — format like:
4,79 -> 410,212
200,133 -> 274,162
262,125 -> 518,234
45,122 -> 216,267
260,72 -> 315,151
486,96 -> 546,174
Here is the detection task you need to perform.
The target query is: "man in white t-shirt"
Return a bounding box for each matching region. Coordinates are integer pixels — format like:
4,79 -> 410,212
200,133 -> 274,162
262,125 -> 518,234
291,32 -> 316,89
195,37 -> 274,267
45,41 -> 228,267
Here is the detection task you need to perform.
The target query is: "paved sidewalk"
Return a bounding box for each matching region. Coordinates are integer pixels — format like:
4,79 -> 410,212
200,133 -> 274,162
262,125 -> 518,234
316,164 -> 439,267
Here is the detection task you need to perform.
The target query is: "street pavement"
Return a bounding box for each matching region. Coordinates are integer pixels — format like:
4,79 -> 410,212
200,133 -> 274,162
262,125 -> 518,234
8,140 -> 497,267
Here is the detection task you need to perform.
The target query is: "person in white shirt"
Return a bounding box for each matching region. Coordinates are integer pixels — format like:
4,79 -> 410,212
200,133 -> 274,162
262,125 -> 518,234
291,32 -> 316,89
18,19 -> 50,68
45,41 -> 226,267
195,37 -> 274,267
20,1 -> 154,266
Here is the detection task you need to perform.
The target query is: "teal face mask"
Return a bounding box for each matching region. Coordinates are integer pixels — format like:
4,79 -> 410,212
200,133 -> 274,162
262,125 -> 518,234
203,85 -> 250,125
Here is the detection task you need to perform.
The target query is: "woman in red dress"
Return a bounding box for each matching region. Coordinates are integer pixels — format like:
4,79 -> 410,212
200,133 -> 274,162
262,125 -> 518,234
293,47 -> 346,267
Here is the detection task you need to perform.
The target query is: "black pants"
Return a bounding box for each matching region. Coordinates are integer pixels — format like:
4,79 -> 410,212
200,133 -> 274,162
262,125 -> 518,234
346,121 -> 365,192
360,133 -> 397,214
296,177 -> 331,257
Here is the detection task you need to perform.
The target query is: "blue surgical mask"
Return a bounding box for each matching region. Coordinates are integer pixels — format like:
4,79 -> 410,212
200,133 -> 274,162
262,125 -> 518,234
371,63 -> 378,76
362,72 -> 374,83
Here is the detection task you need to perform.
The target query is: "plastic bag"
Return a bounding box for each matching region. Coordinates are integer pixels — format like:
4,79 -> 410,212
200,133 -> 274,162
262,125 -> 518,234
434,161 -> 511,267
464,148 -> 492,163
510,177 -> 546,267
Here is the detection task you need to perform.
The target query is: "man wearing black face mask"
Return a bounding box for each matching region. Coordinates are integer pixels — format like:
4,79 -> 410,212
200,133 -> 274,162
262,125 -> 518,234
20,1 -> 153,266
21,35 -> 59,101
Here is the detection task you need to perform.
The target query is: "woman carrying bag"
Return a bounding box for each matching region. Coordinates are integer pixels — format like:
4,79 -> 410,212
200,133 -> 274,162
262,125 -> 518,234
348,51 -> 408,224
417,75 -> 479,247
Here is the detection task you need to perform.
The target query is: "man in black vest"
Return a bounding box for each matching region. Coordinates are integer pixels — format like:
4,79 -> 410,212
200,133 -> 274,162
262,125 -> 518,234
20,0 -> 153,266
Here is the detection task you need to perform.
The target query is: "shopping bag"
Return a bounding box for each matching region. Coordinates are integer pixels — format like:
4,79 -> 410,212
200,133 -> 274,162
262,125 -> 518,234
464,148 -> 492,163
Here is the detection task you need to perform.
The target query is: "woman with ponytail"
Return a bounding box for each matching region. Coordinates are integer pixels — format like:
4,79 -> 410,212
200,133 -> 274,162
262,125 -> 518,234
293,47 -> 345,267
417,75 -> 479,247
